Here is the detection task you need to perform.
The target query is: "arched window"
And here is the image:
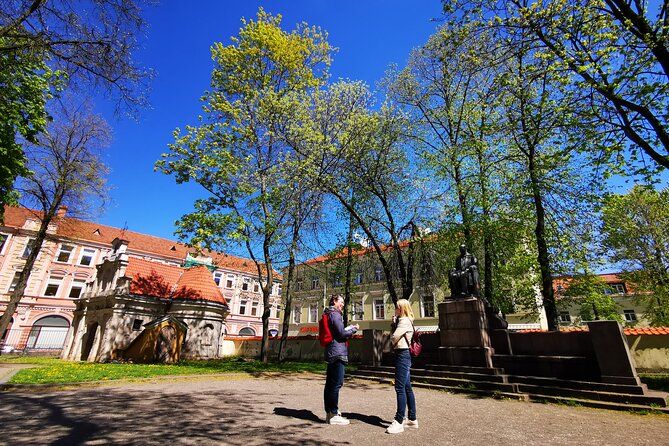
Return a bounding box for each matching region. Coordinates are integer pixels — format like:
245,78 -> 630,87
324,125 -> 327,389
27,315 -> 70,349
238,327 -> 256,336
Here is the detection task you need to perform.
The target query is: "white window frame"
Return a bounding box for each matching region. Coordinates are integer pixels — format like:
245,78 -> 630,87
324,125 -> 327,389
68,279 -> 86,299
309,304 -> 318,323
352,300 -> 363,321
374,266 -> 383,282
78,248 -> 96,266
55,244 -> 75,263
421,295 -> 435,318
373,299 -> 385,320
623,309 -> 637,322
253,282 -> 260,293
251,301 -> 259,316
0,233 -> 10,255
21,238 -> 35,259
239,300 -> 248,315
311,276 -> 319,290
8,270 -> 23,293
213,271 -> 223,287
293,305 -> 302,324
242,277 -> 250,291
225,274 -> 235,289
43,275 -> 64,297
559,311 -> 571,323
354,270 -> 363,285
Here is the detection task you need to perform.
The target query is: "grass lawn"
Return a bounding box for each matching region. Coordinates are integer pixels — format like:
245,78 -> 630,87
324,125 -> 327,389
0,356 -> 329,385
640,374 -> 669,393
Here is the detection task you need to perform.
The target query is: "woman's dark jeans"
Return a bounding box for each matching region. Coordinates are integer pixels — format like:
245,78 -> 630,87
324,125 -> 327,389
324,359 -> 346,414
394,349 -> 416,423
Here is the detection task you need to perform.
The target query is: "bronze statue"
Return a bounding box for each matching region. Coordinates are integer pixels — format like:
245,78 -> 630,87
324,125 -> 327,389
448,244 -> 480,299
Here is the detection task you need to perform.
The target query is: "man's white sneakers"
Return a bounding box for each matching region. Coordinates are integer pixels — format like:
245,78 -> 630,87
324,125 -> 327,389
386,420 -> 404,434
405,419 -> 419,429
325,412 -> 350,425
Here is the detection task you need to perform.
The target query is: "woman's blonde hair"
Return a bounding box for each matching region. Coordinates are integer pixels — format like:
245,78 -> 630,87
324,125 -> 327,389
396,299 -> 414,320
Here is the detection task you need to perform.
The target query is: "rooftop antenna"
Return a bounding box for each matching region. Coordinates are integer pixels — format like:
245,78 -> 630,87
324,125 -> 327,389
120,221 -> 128,239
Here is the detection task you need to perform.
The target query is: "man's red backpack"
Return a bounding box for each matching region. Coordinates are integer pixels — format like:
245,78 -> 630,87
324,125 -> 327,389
319,313 -> 333,347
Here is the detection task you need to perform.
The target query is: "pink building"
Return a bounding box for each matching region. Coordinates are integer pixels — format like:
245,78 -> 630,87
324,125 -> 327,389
0,206 -> 281,353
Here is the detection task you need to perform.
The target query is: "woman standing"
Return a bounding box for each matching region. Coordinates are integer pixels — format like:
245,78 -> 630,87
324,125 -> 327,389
386,299 -> 418,434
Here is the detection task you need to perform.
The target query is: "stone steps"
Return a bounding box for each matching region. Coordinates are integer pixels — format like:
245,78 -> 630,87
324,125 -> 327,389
349,365 -> 669,413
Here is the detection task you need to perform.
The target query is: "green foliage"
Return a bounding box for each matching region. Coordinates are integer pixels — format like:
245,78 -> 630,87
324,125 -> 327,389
0,38 -> 54,218
559,273 -> 622,323
601,186 -> 669,326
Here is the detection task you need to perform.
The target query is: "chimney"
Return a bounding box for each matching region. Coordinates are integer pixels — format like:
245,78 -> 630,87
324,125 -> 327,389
56,205 -> 68,218
111,237 -> 130,254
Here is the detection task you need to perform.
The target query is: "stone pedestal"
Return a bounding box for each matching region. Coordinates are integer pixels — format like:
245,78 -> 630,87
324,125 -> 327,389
438,298 -> 494,368
587,320 -> 641,385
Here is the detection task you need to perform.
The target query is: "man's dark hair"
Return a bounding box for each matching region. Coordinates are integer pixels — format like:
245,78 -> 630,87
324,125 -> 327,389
329,294 -> 343,306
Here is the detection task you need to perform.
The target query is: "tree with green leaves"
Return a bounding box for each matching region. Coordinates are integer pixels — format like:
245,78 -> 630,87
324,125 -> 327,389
0,102 -> 110,351
443,0 -> 669,173
157,9 -> 333,362
0,0 -> 152,218
601,185 -> 669,326
0,37 -> 53,221
558,272 -> 622,323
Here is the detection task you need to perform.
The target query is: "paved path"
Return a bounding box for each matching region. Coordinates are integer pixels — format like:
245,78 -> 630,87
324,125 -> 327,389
0,374 -> 667,445
0,363 -> 34,384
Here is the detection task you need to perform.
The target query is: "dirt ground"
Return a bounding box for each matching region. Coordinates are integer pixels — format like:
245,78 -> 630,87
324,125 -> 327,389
0,373 -> 667,445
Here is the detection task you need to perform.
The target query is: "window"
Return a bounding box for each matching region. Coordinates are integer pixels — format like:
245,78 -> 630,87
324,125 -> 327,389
132,319 -> 144,331
21,238 -> 35,259
213,271 -> 223,286
374,266 -> 383,282
311,276 -> 319,290
559,311 -> 571,323
293,305 -> 301,324
296,277 -> 303,291
56,244 -> 74,263
354,270 -> 363,285
242,278 -> 250,291
43,276 -> 63,297
421,295 -> 435,318
606,283 -> 626,295
0,233 -> 9,255
239,327 -> 256,336
352,301 -> 363,321
332,274 -> 342,287
624,309 -> 637,322
309,304 -> 318,323
239,300 -> 247,315
374,299 -> 385,320
78,248 -> 96,266
253,282 -> 259,293
251,301 -> 259,316
68,279 -> 86,299
8,271 -> 22,292
225,275 -> 235,289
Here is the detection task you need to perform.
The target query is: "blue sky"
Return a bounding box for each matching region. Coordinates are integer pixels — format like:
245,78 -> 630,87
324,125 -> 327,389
91,1 -> 444,253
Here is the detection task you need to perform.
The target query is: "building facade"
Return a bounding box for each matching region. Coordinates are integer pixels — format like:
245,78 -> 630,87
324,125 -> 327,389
0,206 -> 281,353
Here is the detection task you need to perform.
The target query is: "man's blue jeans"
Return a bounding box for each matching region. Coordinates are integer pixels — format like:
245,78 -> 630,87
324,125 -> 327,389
324,359 -> 346,414
394,349 -> 416,423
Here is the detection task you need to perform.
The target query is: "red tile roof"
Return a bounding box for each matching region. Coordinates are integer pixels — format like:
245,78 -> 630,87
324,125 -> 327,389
305,239 -> 411,265
517,326 -> 669,335
553,272 -> 638,295
3,206 -> 278,278
125,257 -> 227,305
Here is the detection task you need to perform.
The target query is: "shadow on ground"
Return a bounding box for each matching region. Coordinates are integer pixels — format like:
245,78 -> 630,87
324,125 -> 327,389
0,386 -> 341,446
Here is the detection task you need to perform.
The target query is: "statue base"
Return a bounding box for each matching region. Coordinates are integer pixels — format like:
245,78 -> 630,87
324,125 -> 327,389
437,297 -> 494,368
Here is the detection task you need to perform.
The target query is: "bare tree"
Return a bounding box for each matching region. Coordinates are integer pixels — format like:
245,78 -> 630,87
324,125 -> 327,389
0,102 -> 110,350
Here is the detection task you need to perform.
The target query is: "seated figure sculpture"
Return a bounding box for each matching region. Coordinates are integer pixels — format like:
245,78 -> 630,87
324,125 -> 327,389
448,244 -> 480,299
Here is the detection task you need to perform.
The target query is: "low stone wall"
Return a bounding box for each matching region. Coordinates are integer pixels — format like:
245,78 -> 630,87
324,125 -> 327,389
628,334 -> 669,372
220,336 -> 364,362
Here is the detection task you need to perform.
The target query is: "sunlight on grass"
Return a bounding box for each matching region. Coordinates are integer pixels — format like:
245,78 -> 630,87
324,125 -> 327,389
4,356 -> 329,385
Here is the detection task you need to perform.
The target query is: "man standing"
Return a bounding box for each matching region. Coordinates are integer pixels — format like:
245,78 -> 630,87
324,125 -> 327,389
323,294 -> 358,425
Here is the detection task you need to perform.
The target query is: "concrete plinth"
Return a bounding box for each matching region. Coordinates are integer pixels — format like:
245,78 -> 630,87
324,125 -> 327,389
438,298 -> 494,368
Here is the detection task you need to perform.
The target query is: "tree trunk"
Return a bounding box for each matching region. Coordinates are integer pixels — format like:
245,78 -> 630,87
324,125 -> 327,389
343,193 -> 355,326
453,162 -> 473,249
528,152 -> 559,331
278,223 -> 299,362
0,209 -> 55,353
259,234 -> 273,363
475,147 -> 494,304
